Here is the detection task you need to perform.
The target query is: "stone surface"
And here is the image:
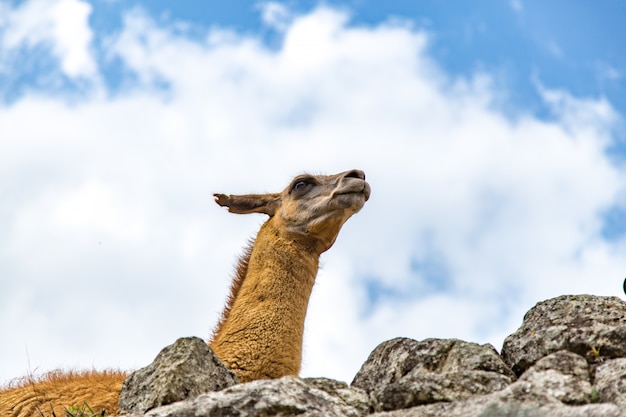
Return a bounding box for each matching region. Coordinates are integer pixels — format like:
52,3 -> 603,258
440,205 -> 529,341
596,358 -> 626,408
544,404 -> 626,417
372,402 -> 626,417
304,377 -> 372,415
141,376 -> 368,417
368,384 -> 561,417
371,371 -> 622,417
375,370 -> 511,412
114,295 -> 626,417
516,350 -> 592,405
118,336 -> 238,415
501,295 -> 626,376
366,341 -> 611,416
351,338 -> 514,411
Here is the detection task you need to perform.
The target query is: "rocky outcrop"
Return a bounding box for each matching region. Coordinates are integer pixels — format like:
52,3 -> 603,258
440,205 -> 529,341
361,345 -> 618,417
515,350 -> 592,405
117,295 -> 626,417
501,295 -> 626,375
596,358 -> 626,409
140,377 -> 370,417
118,336 -> 238,414
351,338 -> 514,411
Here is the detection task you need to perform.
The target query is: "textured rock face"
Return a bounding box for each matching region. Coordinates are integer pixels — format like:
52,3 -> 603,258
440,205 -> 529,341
516,350 -> 593,405
116,295 -> 626,417
304,377 -> 372,415
596,358 -> 626,409
142,376 -> 370,417
369,350 -> 617,417
351,338 -> 515,411
118,336 -> 238,414
371,401 -> 625,417
501,295 -> 626,376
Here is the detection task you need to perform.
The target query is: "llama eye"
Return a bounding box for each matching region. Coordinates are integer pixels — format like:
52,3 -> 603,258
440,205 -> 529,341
293,181 -> 307,191
291,176 -> 317,194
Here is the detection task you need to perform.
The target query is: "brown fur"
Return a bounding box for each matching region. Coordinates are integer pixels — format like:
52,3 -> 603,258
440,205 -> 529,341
0,170 -> 370,414
209,221 -> 320,381
211,242 -> 253,341
0,370 -> 126,417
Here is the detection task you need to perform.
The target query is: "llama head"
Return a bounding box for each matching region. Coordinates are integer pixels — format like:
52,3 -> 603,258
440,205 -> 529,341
214,169 -> 370,253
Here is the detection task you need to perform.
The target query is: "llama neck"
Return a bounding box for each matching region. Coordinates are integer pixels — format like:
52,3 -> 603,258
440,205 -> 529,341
210,220 -> 320,382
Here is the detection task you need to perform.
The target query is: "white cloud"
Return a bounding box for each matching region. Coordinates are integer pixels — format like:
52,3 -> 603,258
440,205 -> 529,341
535,76 -> 619,139
510,0 -> 523,14
1,5 -> 625,385
258,1 -> 292,31
0,0 -> 96,78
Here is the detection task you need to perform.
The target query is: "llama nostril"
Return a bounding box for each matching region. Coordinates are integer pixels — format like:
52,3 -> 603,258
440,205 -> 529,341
344,170 -> 365,180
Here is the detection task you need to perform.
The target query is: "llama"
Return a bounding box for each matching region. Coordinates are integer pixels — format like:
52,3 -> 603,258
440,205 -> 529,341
0,370 -> 127,417
0,169 -> 370,416
210,169 -> 370,381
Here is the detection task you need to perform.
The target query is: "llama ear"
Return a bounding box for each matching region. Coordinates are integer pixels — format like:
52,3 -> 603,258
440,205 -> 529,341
214,193 -> 281,216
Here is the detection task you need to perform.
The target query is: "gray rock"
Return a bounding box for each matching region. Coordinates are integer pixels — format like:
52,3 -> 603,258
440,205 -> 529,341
369,347 -> 609,417
118,336 -> 238,414
596,358 -> 626,408
142,376 -> 368,417
367,386 -> 552,417
544,404 -> 626,417
304,377 -> 372,415
476,403 -> 626,417
351,338 -> 514,411
501,295 -> 626,376
370,380 -> 624,417
376,370 -> 511,411
517,350 -> 592,405
116,295 -> 626,417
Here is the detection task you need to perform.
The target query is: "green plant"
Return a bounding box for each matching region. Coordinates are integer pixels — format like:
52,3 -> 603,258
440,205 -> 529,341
65,402 -> 104,417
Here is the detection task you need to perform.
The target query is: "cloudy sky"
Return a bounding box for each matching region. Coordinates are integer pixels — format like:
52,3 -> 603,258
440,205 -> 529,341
1,0 -> 625,385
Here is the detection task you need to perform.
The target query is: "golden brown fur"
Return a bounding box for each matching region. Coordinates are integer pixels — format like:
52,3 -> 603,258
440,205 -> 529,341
0,370 -> 126,417
0,169 -> 370,414
211,242 -> 253,340
209,221 -> 320,381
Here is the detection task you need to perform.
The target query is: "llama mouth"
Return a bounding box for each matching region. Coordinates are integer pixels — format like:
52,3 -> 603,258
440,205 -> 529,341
362,183 -> 371,200
332,185 -> 371,208
336,184 -> 371,201
335,182 -> 371,200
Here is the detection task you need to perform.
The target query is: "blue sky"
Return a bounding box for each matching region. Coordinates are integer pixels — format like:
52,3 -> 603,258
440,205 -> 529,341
1,0 -> 625,384
5,1 -> 626,119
